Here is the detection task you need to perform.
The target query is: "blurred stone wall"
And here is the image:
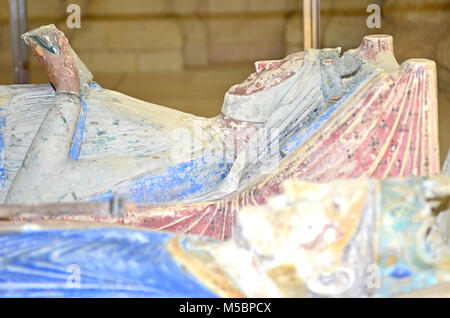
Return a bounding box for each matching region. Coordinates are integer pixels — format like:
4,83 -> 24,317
286,0 -> 450,93
287,0 -> 384,54
0,0 -> 448,80
0,0 -> 298,73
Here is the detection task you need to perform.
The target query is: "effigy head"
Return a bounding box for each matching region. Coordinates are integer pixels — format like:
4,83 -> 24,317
220,35 -> 399,126
221,52 -> 306,123
220,46 -> 367,124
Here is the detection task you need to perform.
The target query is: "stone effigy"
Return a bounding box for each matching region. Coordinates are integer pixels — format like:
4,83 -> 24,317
0,26 -> 440,240
1,25 -> 365,205
0,176 -> 449,298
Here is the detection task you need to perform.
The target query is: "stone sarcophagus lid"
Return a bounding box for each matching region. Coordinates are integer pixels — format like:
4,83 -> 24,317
0,32 -> 441,240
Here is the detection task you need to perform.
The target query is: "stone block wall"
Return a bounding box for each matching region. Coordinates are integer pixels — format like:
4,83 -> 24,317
286,0 -> 449,93
0,0 -> 298,72
286,0 -> 385,55
0,0 -> 449,83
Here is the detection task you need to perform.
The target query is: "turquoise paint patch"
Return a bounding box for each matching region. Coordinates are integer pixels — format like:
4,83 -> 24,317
375,179 -> 442,297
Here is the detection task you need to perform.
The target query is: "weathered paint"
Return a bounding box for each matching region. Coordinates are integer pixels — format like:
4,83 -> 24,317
0,35 -> 441,240
0,228 -> 217,298
1,177 -> 449,298
281,57 -> 377,155
0,109 -> 7,191
376,178 -> 450,297
175,177 -> 450,297
27,36 -> 441,240
0,87 -> 14,202
1,84 -> 234,204
90,159 -> 233,204
0,47 -> 333,204
69,95 -> 86,160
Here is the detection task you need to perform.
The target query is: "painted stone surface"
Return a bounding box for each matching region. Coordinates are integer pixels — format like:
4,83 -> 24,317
0,229 -> 218,298
1,176 -> 449,298
0,35 -> 441,240
180,177 -> 450,297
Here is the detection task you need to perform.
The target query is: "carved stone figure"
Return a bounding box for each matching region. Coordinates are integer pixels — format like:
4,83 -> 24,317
1,176 -> 449,298
0,27 -> 440,239
1,25 -> 368,205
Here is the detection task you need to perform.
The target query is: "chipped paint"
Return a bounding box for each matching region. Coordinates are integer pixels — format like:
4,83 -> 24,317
0,35 -> 441,242
1,176 -> 449,298
0,229 -> 217,297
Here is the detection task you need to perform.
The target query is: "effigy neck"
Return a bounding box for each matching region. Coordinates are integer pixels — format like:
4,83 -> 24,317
354,35 -> 394,60
350,34 -> 399,72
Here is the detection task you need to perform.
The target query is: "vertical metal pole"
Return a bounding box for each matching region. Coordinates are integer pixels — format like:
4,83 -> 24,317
312,0 -> 320,49
303,0 -> 320,50
8,0 -> 20,82
303,0 -> 312,50
18,0 -> 28,76
9,0 -> 29,84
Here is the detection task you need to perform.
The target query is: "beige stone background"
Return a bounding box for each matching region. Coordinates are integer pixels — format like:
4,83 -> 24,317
0,0 -> 449,165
